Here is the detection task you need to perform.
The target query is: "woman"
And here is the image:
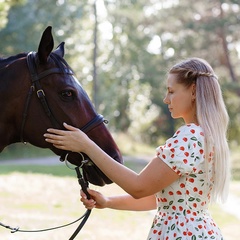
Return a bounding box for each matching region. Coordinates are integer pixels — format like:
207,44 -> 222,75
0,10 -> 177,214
44,58 -> 230,239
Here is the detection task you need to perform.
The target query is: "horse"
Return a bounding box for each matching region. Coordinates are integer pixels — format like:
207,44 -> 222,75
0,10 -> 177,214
0,26 -> 123,187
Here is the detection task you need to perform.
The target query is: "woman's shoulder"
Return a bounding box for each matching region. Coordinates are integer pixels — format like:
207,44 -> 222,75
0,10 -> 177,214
173,123 -> 204,139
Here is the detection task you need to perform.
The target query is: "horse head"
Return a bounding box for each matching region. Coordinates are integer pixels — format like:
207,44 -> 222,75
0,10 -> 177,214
0,26 -> 123,186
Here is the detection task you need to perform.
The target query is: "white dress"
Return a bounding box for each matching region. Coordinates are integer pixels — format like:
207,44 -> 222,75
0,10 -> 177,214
147,124 -> 223,240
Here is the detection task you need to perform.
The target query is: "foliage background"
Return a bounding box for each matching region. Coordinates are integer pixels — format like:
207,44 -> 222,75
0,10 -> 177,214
0,0 -> 240,150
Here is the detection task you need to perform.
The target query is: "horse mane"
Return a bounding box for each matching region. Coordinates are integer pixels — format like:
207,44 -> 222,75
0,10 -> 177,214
50,52 -> 74,74
0,52 -> 74,74
0,53 -> 27,69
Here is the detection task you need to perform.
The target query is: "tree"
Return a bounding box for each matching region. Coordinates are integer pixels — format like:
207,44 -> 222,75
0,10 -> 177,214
1,0 -> 239,145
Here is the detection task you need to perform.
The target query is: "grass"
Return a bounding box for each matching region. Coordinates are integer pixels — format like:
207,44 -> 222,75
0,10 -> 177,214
0,143 -> 53,160
0,163 -> 239,240
1,135 -> 240,239
0,164 -> 76,177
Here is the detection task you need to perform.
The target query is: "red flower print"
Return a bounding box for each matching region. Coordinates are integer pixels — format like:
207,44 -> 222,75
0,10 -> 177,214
170,154 -> 175,158
200,131 -> 204,136
180,146 -> 185,151
193,203 -> 197,208
172,206 -> 176,210
183,159 -> 188,164
176,170 -> 181,175
180,222 -> 184,227
176,191 -> 182,195
174,139 -> 178,144
199,190 -> 203,195
208,230 -> 213,235
170,148 -> 175,152
180,183 -> 185,188
198,224 -> 203,229
169,191 -> 174,195
176,130 -> 180,134
183,137 -> 188,142
190,129 -> 195,134
153,230 -> 157,234
184,152 -> 189,157
179,206 -> 183,211
188,232 -> 193,236
186,190 -> 190,195
189,178 -> 194,183
162,154 -> 166,159
193,187 -> 198,192
168,143 -> 172,147
199,149 -> 204,154
183,231 -> 187,236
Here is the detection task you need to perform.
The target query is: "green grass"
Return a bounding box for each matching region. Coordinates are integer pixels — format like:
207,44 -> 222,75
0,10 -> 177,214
0,164 -> 76,177
0,143 -> 53,160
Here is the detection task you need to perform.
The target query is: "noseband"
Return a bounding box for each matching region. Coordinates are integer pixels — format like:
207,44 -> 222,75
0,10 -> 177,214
15,51 -> 108,239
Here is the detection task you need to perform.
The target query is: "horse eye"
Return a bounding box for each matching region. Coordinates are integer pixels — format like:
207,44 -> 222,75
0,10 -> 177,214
60,90 -> 75,100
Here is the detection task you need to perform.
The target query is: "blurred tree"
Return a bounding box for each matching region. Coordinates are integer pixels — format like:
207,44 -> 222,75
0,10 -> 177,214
0,0 -> 239,148
0,0 -> 25,30
85,0 -> 240,143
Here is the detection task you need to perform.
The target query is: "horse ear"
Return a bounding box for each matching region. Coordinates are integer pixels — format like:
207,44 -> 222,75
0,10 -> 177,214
53,42 -> 65,57
37,26 -> 54,63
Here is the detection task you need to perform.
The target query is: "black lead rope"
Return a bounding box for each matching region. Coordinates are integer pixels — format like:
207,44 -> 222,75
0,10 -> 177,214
68,167 -> 91,240
0,166 -> 91,240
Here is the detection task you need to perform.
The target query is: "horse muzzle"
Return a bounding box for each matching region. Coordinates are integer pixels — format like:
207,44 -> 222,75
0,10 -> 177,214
60,151 -> 116,186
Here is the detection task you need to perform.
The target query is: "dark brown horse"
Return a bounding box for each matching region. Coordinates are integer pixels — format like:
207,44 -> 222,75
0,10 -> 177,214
0,26 -> 123,186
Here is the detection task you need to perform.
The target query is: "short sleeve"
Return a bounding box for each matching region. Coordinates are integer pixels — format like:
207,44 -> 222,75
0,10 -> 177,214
156,124 -> 205,176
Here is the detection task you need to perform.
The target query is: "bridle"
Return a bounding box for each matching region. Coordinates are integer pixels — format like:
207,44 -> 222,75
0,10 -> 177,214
20,51 -> 107,143
1,51 -> 108,239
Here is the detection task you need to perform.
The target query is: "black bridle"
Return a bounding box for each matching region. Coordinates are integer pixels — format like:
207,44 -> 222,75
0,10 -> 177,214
21,51 -> 107,143
1,51 -> 108,239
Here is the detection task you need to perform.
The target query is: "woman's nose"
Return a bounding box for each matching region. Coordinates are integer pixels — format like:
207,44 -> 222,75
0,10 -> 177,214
163,95 -> 169,104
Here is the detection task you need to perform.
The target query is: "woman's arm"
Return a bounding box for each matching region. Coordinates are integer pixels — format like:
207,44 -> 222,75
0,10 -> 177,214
81,189 -> 157,211
44,123 -> 179,199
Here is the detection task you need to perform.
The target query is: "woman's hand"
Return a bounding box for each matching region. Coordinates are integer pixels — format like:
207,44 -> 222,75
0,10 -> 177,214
44,123 -> 93,152
80,189 -> 109,210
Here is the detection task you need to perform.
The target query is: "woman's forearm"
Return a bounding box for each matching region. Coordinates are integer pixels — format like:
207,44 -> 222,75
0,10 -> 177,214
44,124 -> 179,199
85,141 -> 144,198
107,194 -> 157,211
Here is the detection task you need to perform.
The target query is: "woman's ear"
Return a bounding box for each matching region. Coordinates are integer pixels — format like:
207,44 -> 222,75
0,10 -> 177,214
191,84 -> 196,101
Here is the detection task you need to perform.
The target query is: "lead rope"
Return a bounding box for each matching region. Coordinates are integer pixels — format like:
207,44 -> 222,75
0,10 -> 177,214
69,166 -> 91,240
0,163 -> 91,239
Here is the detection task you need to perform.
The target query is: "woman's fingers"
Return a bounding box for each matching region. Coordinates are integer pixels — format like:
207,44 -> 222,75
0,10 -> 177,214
80,190 -> 96,209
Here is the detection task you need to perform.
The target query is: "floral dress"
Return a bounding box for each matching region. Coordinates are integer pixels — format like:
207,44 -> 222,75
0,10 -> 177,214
147,124 -> 223,240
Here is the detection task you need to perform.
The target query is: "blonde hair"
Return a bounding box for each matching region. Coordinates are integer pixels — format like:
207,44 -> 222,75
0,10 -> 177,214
169,57 -> 230,203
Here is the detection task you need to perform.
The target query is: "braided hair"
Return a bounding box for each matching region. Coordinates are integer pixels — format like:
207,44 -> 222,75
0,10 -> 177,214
169,58 -> 230,203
